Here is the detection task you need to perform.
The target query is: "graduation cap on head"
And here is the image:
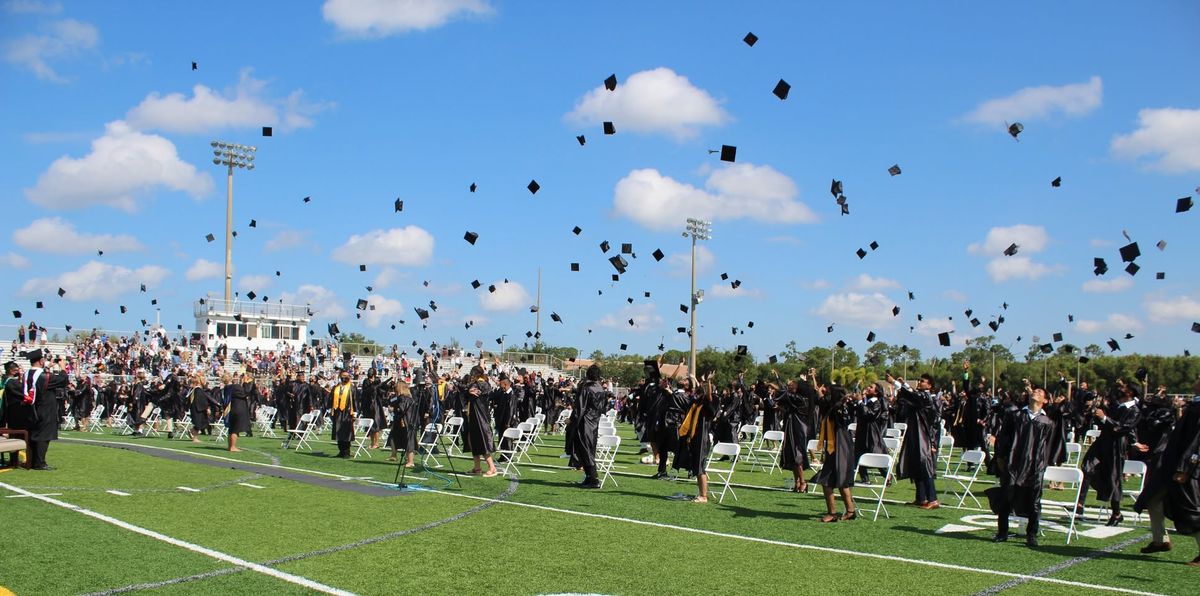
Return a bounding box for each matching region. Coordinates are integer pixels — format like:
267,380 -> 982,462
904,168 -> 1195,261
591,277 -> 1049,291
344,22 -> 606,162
938,332 -> 951,347
888,164 -> 902,176
527,180 -> 540,194
415,307 -> 430,320
1107,338 -> 1120,351
866,331 -> 876,342
573,226 -> 582,235
1119,242 -> 1140,262
603,121 -> 616,135
609,255 -> 628,274
604,73 -> 617,90
720,145 -> 736,162
1093,257 -> 1109,276
1177,197 -> 1194,213
856,248 -> 867,259
550,312 -> 562,323
576,135 -> 586,146
262,126 -> 273,137
773,79 -> 790,100
205,233 -> 215,243
1007,122 -> 1024,139
1125,262 -> 1140,276
464,231 -> 479,245
743,31 -> 758,46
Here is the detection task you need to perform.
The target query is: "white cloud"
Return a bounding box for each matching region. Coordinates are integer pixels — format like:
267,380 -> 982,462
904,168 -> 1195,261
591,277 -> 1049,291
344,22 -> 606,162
1144,295 -> 1200,324
707,283 -> 762,299
4,1 -> 63,14
331,226 -> 434,266
595,303 -> 662,332
279,284 -> 347,319
1082,277 -> 1133,294
814,292 -> 898,329
968,224 -> 1062,283
1088,238 -> 1114,248
25,120 -> 213,211
915,317 -> 955,337
322,0 -> 493,37
238,274 -> 271,292
962,76 -> 1102,127
942,289 -> 968,302
20,260 -> 168,301
614,164 -> 817,231
125,69 -> 331,134
419,280 -> 463,295
0,252 -> 30,269
3,18 -> 97,82
264,229 -> 312,252
849,274 -> 900,291
479,280 -> 530,312
185,258 -> 222,281
361,294 -> 404,328
567,67 -> 729,140
801,279 -> 830,290
666,245 -> 715,277
372,267 -> 407,290
1074,313 -> 1144,334
1110,107 -> 1200,173
12,216 -> 142,254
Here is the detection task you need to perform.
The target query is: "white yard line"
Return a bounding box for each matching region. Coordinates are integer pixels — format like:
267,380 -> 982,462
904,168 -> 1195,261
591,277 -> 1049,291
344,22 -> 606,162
237,482 -> 265,489
0,481 -> 355,596
6,492 -> 62,498
177,486 -> 200,493
106,490 -> 130,496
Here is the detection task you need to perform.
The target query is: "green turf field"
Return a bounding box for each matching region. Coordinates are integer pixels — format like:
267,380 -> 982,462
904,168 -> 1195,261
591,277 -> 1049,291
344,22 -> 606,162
0,424 -> 1194,596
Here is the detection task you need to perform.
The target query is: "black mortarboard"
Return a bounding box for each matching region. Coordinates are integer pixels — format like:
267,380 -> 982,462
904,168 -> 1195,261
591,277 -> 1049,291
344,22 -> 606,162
1078,356 -> 1090,364
869,241 -> 879,251
231,230 -> 238,238
1051,176 -> 1061,187
248,219 -> 257,228
551,312 -> 562,323
56,287 -> 66,297
1191,322 -> 1200,333
97,250 -> 103,256
965,308 -> 973,317
1156,240 -> 1167,251
611,274 -> 620,281
840,203 -> 849,216
1004,243 -> 1019,257
888,164 -> 901,176
988,321 -> 999,332
773,79 -> 790,100
768,355 -> 778,364
246,291 -> 256,301
1156,272 -> 1165,280
604,74 -> 617,91
415,307 -> 430,320
835,340 -> 847,349
609,255 -> 628,274
576,135 -> 586,146
1125,333 -> 1135,340
731,280 -> 742,289
464,231 -> 478,245
621,243 -> 633,254
600,240 -> 610,253
1093,257 -> 1108,276
527,180 -> 540,194
856,248 -> 867,259
747,321 -> 754,328
892,306 -> 901,316
191,61 -> 197,70
1125,263 -> 1140,276
11,310 -> 19,318
736,345 -> 748,357
827,324 -> 834,333
603,122 -> 615,135
1052,332 -> 1063,342
469,182 -> 477,192
620,343 -> 627,351
1119,242 -> 1140,262
355,299 -> 367,310
743,32 -> 758,46
488,284 -> 497,293
119,305 -> 127,314
830,179 -> 843,197
866,331 -> 876,342
394,199 -> 403,212
570,263 -> 579,272
358,264 -> 367,272
652,248 -> 665,262
139,283 -> 146,293
302,196 -> 311,203
679,304 -> 688,314
677,327 -> 687,333
626,297 -> 634,304
1107,338 -> 1120,351
1007,122 -> 1023,139
471,280 -> 481,289
1177,197 -> 1193,213
938,332 -> 951,347
628,318 -> 636,327
328,322 -> 340,336
720,145 -> 736,162
908,291 -> 914,300
205,233 -> 215,242
917,314 -> 923,321
262,126 -> 272,137
970,318 -> 980,327
573,226 -> 582,235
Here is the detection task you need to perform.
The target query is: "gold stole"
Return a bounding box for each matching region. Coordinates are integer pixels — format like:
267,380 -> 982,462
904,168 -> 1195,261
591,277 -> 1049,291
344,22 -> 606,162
678,402 -> 702,440
333,384 -> 351,412
819,415 -> 836,455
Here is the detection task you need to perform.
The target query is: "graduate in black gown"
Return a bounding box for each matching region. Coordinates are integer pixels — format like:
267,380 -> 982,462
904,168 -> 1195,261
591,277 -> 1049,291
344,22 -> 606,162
673,374 -> 716,502
855,381 -> 890,482
329,371 -> 357,458
654,378 -> 690,479
491,373 -> 518,456
386,379 -> 419,467
950,365 -> 987,453
1134,378 -> 1200,565
772,370 -> 815,493
460,366 -> 497,476
1134,387 -> 1176,464
226,371 -> 255,452
890,372 -> 942,509
713,376 -> 743,446
1078,380 -> 1140,525
12,350 -> 68,470
358,369 -> 386,450
568,365 -> 607,488
814,383 -> 858,521
990,382 -> 1056,547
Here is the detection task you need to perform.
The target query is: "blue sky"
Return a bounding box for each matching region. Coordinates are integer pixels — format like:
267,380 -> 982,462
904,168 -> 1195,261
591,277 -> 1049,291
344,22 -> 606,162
1,0 -> 1198,358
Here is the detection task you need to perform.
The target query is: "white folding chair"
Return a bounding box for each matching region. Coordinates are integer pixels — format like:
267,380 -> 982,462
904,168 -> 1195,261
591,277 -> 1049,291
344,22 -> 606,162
532,414 -> 548,446
286,412 -> 317,451
944,449 -> 987,508
352,418 -> 376,458
515,421 -> 537,463
705,442 -> 740,503
854,453 -> 894,521
806,438 -> 823,480
753,430 -> 785,474
1098,459 -> 1148,523
1083,429 -> 1101,446
256,406 -> 278,439
736,424 -> 760,468
110,405 -> 131,435
1063,442 -> 1082,467
440,416 -> 464,456
599,425 -> 618,438
554,409 -> 571,434
1039,466 -> 1085,544
419,423 -> 444,468
60,412 -> 76,431
496,427 -> 525,477
938,435 -> 955,475
174,413 -> 193,439
596,434 -> 621,488
883,428 -> 902,440
143,407 -> 163,437
87,404 -> 106,433
882,437 -> 901,474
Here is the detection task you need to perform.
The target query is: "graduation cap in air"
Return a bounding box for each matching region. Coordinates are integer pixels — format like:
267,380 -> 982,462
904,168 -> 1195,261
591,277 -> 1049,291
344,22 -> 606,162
619,343 -> 628,351
576,135 -> 586,146
260,126 -> 272,137
735,345 -> 749,358
469,182 -> 477,193
355,299 -> 368,311
1192,322 -> 1200,333
866,331 -> 877,342
57,287 -> 65,297
988,321 -> 1000,332
621,243 -> 633,254
835,340 -> 847,349
611,274 -> 620,281
907,291 -> 915,301
892,306 -> 901,316
1007,122 -> 1023,139
1107,338 -> 1120,351
604,74 -> 618,91
609,255 -> 628,274
768,355 -> 779,364
464,231 -> 479,245
743,32 -> 758,46
603,122 -> 615,135
328,323 -> 340,336
856,248 -> 867,259
938,332 -> 951,347
1051,177 -> 1062,187
888,164 -> 902,176
1126,263 -> 1140,276
826,324 -> 835,333
773,79 -> 790,100
1124,333 -> 1135,340
34,301 -> 43,309
191,61 -> 198,70
1156,240 -> 1167,251
650,248 -> 665,262
365,286 -> 374,292
205,233 -> 215,242
302,196 -> 311,203
97,250 -> 103,256
1156,272 -> 1165,280
527,180 -> 540,194
1093,258 -> 1109,276
1119,242 -> 1140,262
676,327 -> 687,333
471,280 -> 481,289
1177,197 -> 1193,213
573,226 -> 583,235
550,312 -> 562,323
731,280 -> 742,289
414,307 -> 430,320
869,241 -> 879,251
599,240 -> 610,253
358,264 -> 367,272
970,318 -> 980,328
246,291 -> 257,301
570,263 -> 580,271
393,199 -> 404,213
720,145 -> 737,163
678,304 -> 689,314
1004,243 -> 1019,257
119,305 -> 127,314
830,179 -> 843,198
488,284 -> 497,293
1052,332 -> 1064,343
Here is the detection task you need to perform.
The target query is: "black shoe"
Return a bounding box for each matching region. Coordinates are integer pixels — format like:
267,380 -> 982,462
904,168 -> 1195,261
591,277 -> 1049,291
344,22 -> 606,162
636,448 -> 648,455
167,432 -> 174,439
992,533 -> 1009,542
32,465 -> 55,471
580,479 -> 602,489
1026,537 -> 1039,548
1106,513 -> 1124,527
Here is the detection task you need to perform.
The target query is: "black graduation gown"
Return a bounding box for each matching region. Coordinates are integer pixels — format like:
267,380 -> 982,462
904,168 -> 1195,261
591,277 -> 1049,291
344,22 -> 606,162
950,387 -> 986,451
567,381 -> 606,470
387,391 -> 420,452
188,387 -> 210,432
1134,397 -> 1200,535
227,382 -> 254,434
329,384 -> 358,444
714,390 -> 741,444
272,381 -> 291,427
656,389 -> 689,453
995,407 -> 1056,488
637,384 -> 663,443
1133,400 -> 1175,463
491,387 -> 517,446
462,382 -> 494,456
813,393 -> 856,489
358,378 -> 386,434
1081,401 -> 1140,502
16,368 -> 68,442
413,384 -> 437,426
854,396 -> 888,459
672,395 -> 715,477
1042,400 -> 1070,465
895,385 -> 940,481
777,384 -> 814,470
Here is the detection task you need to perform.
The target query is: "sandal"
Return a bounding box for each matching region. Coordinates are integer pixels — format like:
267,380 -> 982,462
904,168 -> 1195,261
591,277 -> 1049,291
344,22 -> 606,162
797,481 -> 808,493
841,510 -> 858,521
386,456 -> 398,462
692,496 -> 708,504
820,513 -> 840,523
482,470 -> 498,478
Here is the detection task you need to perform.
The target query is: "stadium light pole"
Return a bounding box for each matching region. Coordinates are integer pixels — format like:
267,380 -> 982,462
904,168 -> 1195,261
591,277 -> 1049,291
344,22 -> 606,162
684,218 -> 711,378
210,140 -> 256,304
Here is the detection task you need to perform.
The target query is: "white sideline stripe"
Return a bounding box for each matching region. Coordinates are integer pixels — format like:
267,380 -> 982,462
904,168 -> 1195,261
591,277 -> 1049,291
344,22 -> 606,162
0,481 -> 355,596
6,492 -> 62,498
177,486 -> 200,493
528,469 -> 557,474
238,482 -> 265,489
106,490 -> 130,496
418,487 -> 1162,596
63,438 -> 354,480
